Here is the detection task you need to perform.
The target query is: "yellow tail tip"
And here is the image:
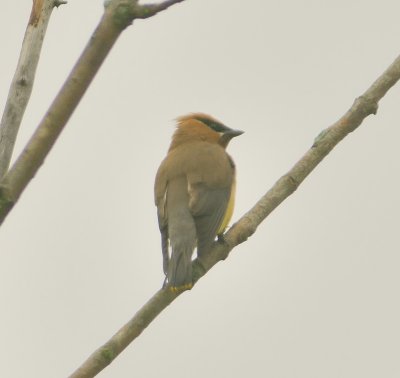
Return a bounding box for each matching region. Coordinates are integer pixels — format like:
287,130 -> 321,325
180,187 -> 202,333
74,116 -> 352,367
168,283 -> 193,293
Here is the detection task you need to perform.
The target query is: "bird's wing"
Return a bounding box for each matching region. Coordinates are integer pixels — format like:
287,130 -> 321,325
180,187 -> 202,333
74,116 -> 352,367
188,181 -> 232,257
154,163 -> 169,275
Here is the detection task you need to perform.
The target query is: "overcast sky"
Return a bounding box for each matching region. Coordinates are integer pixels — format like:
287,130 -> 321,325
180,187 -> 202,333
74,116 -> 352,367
1,1 -> 400,377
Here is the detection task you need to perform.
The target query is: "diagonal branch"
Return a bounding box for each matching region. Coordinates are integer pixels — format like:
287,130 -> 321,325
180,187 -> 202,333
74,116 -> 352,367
0,0 -> 186,225
67,54 -> 400,378
0,0 -> 66,179
68,289 -> 178,378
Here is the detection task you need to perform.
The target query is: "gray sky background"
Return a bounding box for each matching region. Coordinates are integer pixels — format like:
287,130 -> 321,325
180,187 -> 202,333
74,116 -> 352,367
1,1 -> 400,377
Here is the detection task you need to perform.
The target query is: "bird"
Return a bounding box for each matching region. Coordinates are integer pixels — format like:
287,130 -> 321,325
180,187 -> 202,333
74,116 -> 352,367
154,113 -> 243,291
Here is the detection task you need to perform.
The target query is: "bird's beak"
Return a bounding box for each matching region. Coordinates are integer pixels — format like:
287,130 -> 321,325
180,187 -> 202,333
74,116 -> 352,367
224,129 -> 244,138
219,129 -> 244,147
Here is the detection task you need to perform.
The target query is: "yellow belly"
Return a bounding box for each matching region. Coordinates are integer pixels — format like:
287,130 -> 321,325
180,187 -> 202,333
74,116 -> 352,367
217,180 -> 236,235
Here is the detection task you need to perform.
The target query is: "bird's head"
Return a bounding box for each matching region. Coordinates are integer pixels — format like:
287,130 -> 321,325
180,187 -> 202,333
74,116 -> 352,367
169,113 -> 244,151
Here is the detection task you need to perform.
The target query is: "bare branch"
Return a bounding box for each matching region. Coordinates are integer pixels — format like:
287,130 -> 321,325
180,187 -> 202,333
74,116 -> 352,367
54,1 -> 68,7
67,53 -> 400,378
68,289 -> 179,378
0,0 -> 186,225
0,0 -> 64,178
138,0 -> 187,19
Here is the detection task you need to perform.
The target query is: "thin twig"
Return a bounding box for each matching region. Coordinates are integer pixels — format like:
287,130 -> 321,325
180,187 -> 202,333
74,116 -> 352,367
67,54 -> 400,378
139,0 -> 187,18
0,0 -> 65,178
54,0 -> 68,7
0,0 -> 186,225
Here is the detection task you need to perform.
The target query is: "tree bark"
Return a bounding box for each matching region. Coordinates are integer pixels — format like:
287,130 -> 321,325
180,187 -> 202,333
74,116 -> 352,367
0,0 -> 63,178
0,0 -> 185,225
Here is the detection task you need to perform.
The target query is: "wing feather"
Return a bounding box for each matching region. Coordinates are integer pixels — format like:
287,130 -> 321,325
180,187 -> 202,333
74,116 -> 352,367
154,162 -> 170,274
189,183 -> 232,257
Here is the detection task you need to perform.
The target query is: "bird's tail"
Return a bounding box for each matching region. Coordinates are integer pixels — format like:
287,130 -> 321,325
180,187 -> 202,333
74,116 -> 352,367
166,211 -> 196,291
166,244 -> 194,291
164,178 -> 196,291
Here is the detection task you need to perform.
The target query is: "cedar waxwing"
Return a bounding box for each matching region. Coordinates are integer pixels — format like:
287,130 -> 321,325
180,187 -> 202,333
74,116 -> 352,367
154,113 -> 243,291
